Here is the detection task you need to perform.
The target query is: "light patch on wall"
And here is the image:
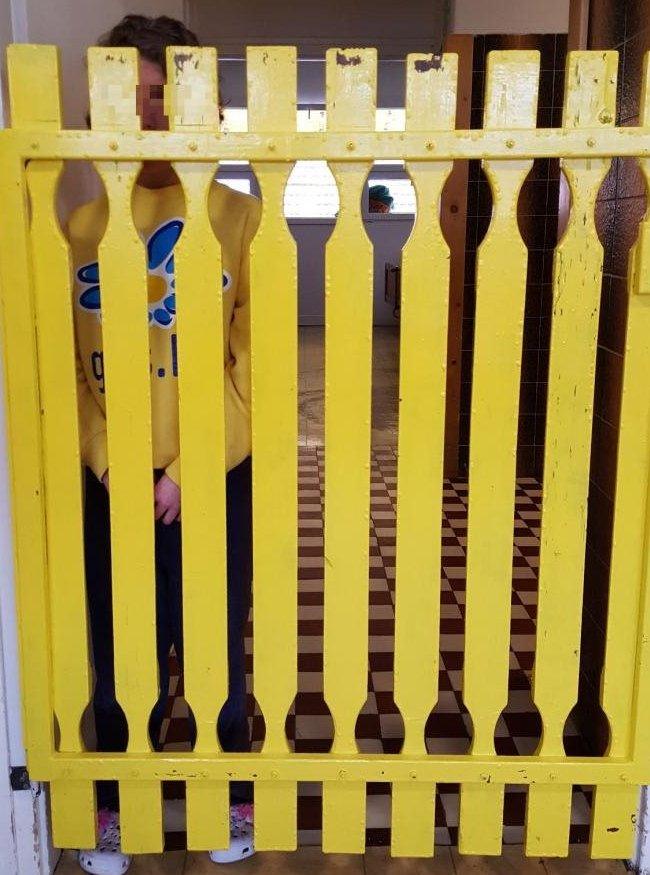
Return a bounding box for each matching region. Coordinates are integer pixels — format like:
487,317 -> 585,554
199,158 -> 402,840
222,107 -> 407,132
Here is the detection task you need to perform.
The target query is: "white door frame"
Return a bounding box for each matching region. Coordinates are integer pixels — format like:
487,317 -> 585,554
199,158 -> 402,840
0,349 -> 55,875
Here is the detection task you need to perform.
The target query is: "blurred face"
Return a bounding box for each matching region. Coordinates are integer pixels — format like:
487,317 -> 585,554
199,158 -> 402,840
136,56 -> 176,188
136,57 -> 167,131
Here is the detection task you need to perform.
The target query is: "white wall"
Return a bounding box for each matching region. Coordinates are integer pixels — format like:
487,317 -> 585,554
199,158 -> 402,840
190,0 -> 568,56
2,0 -> 186,217
21,0 -> 184,128
189,0 -> 447,58
452,0 -> 569,34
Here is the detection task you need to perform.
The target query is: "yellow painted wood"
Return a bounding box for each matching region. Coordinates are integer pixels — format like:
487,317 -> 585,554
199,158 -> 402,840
391,52 -> 457,859
526,784 -> 572,858
50,781 -> 96,850
8,43 -> 96,848
166,45 -> 220,130
165,46 -> 230,851
40,751 -> 650,784
4,43 -> 650,860
322,46 -> 376,856
590,56 -> 650,861
8,126 -> 650,164
248,46 -> 298,851
391,783 -> 436,859
590,785 -> 639,860
0,45 -> 57,782
89,49 -> 162,854
460,51 -> 539,857
526,51 -> 618,859
27,159 -> 97,848
88,46 -> 140,131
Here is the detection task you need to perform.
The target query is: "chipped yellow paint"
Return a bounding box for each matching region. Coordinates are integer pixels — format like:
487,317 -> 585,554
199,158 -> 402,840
165,46 -> 230,852
89,48 -> 162,855
590,55 -> 650,861
460,51 -> 539,857
525,51 -> 619,860
321,46 -> 376,856
391,52 -> 457,859
13,44 -> 96,851
0,42 -> 649,862
248,46 -> 299,852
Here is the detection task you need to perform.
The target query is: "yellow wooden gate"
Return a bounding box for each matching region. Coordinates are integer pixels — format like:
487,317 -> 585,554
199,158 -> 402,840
0,41 -> 649,861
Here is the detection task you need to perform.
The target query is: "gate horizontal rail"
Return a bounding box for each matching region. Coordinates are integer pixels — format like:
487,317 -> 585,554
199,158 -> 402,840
3,128 -> 650,160
1,40 -> 650,861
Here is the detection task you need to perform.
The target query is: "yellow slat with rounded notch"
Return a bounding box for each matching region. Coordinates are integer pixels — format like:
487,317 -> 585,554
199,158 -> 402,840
459,50 -> 539,857
390,51 -> 457,859
165,46 -> 230,852
88,46 -> 162,854
4,43 -> 96,849
248,45 -> 299,851
590,56 -> 650,861
526,51 -> 619,858
322,46 -> 376,855
27,160 -> 96,849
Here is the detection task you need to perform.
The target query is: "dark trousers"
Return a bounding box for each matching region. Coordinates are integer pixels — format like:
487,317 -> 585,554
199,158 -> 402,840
84,457 -> 253,810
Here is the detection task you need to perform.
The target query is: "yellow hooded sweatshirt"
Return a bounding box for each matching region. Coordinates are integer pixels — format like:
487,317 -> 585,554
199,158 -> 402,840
67,180 -> 261,485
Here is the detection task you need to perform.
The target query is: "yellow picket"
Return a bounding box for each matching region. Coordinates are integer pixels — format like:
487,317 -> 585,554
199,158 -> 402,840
390,52 -> 457,858
589,57 -> 650,860
164,46 -> 231,851
526,51 -> 619,857
27,160 -> 96,848
459,50 -> 539,856
322,46 -> 376,854
88,47 -> 162,854
247,45 -> 299,851
5,44 -> 95,849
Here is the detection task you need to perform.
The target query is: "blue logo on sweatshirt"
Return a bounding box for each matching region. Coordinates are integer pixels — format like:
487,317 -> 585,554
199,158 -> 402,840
76,217 -> 233,329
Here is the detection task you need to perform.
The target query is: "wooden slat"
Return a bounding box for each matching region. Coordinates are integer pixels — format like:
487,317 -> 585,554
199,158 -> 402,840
590,54 -> 650,861
27,158 -> 95,848
2,42 -> 88,840
88,46 -> 162,854
322,46 -> 376,855
165,46 -> 230,852
390,52 -> 457,859
20,45 -> 95,848
459,50 -> 539,856
247,45 -> 299,851
526,50 -> 618,858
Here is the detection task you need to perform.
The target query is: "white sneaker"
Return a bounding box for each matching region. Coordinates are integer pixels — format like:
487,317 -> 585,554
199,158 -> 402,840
209,803 -> 255,864
78,809 -> 131,875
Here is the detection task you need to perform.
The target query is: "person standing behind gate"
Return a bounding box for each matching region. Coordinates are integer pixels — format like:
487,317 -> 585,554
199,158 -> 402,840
66,15 -> 261,874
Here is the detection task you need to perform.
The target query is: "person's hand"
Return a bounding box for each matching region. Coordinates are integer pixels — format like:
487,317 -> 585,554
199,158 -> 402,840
102,472 -> 109,492
154,474 -> 181,525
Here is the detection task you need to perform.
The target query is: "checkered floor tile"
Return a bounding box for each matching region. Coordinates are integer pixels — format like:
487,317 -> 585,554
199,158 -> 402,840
159,447 -> 592,849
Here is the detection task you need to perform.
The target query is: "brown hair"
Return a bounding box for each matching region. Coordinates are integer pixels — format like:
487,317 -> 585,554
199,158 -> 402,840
96,14 -> 201,71
87,14 -> 225,127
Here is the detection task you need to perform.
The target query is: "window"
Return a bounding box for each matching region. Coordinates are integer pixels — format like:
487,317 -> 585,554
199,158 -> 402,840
219,109 -> 416,218
284,160 -> 339,219
369,176 -> 416,215
222,107 -> 408,133
218,177 -> 252,195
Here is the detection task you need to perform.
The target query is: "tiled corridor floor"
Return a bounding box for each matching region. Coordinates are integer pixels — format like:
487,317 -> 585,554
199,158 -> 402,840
159,447 -> 593,850
89,327 -> 601,853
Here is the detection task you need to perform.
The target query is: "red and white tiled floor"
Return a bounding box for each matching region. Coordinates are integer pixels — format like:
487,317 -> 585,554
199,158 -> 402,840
159,447 -> 593,849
